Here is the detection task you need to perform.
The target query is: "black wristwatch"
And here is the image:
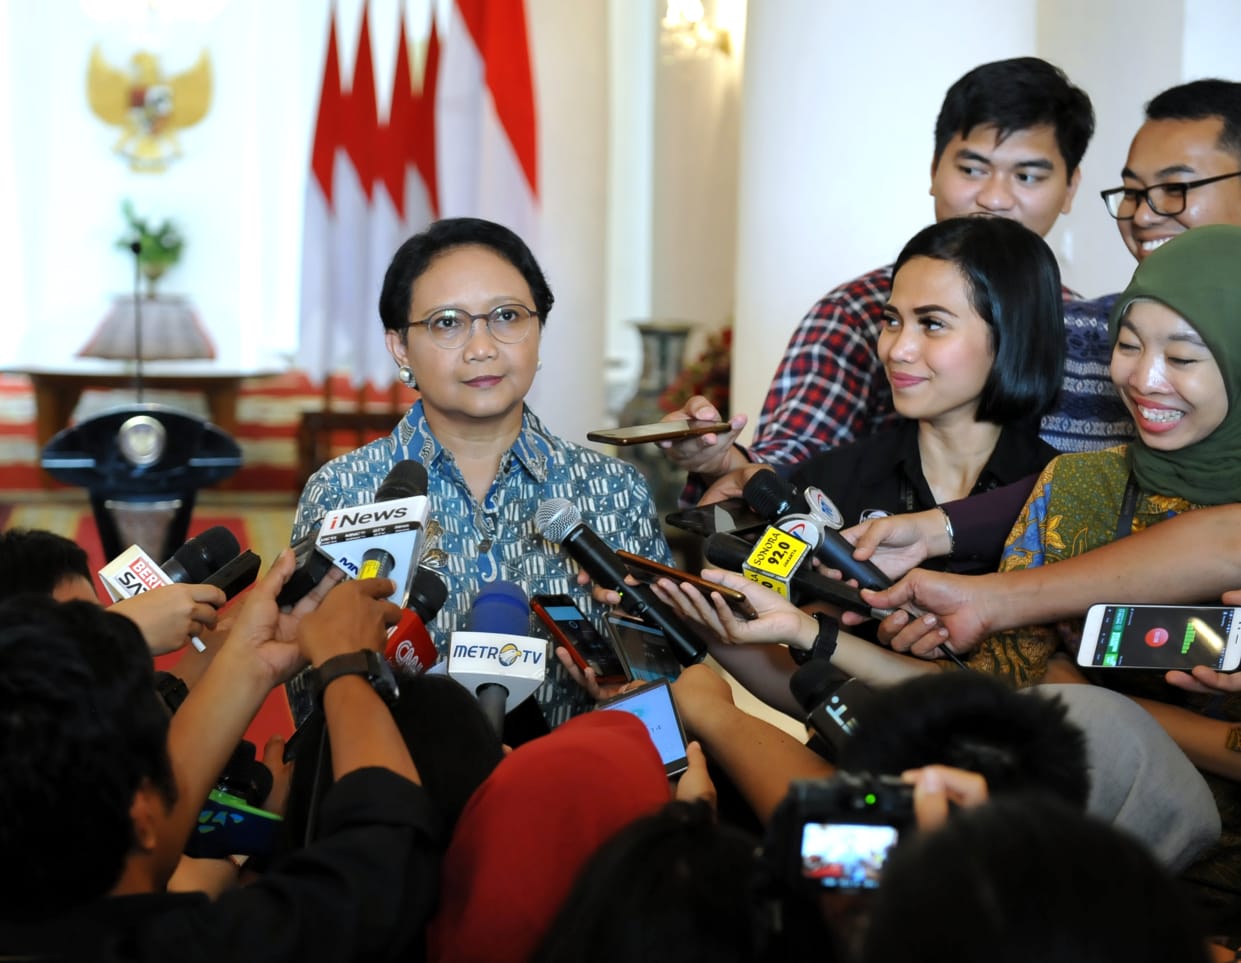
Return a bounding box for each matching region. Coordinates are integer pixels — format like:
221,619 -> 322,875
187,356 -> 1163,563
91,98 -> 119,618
789,612 -> 840,666
308,650 -> 400,706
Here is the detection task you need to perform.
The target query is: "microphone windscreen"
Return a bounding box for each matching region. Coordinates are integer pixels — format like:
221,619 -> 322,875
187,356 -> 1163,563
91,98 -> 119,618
163,525 -> 241,582
535,498 -> 580,544
742,470 -> 800,519
375,459 -> 429,502
408,567 -> 449,624
788,658 -> 852,712
468,581 -> 530,636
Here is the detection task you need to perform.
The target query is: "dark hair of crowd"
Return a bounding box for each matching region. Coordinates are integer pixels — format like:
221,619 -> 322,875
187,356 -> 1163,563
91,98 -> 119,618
1145,78 -> 1241,164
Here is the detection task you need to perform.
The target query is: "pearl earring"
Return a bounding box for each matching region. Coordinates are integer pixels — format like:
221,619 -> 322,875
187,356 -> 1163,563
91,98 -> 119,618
398,365 -> 417,389
536,360 -> 543,372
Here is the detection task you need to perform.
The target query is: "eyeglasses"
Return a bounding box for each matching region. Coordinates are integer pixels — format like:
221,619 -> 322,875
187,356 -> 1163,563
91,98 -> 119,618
405,303 -> 538,349
1100,171 -> 1241,219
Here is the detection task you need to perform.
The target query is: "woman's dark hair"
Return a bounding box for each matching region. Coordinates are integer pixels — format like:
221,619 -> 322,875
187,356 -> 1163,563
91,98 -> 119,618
933,57 -> 1094,176
0,597 -> 175,918
860,795 -> 1210,963
531,800 -> 832,963
892,216 -> 1065,424
378,217 -> 554,332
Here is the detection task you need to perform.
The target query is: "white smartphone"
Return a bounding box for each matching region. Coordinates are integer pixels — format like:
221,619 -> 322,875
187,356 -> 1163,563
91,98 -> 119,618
1077,603 -> 1241,672
597,680 -> 689,776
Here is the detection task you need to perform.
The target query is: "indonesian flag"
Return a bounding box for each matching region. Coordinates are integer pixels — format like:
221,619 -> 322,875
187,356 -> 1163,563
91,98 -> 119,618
299,0 -> 539,393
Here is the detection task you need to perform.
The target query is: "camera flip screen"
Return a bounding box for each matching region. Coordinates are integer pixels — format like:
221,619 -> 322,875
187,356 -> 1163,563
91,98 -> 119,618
799,821 -> 899,890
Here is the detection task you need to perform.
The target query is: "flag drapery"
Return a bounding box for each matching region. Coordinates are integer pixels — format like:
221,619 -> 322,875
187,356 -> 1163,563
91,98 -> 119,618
297,0 -> 538,392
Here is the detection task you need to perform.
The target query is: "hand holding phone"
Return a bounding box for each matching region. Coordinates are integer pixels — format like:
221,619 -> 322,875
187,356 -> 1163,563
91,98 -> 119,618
1077,603 -> 1241,672
616,550 -> 758,619
586,419 -> 733,447
597,680 -> 690,776
531,594 -> 630,686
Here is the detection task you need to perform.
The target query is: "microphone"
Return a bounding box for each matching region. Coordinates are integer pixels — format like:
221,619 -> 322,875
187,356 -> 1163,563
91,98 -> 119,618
277,459 -> 432,607
446,581 -> 548,735
743,471 -> 891,592
535,499 -> 706,667
384,566 -> 449,676
99,525 -> 241,601
703,531 -> 876,616
788,659 -> 877,760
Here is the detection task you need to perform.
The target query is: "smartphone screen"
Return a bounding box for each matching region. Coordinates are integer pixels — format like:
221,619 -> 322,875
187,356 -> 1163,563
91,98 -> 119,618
799,821 -> 899,890
597,680 -> 689,776
605,614 -> 682,683
665,497 -> 767,538
1080,604 -> 1241,671
532,595 -> 630,684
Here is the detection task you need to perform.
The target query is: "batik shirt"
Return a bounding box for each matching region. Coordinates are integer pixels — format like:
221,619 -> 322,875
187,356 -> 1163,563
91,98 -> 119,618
292,401 -> 672,727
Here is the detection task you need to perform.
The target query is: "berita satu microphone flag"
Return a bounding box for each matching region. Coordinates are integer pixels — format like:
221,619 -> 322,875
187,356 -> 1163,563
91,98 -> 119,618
298,0 -> 539,393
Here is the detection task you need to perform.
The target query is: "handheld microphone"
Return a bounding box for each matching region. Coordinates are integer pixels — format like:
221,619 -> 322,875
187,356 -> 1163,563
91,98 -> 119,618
384,566 -> 449,676
743,471 -> 891,592
277,460 -> 432,608
446,581 -> 548,735
100,525 -> 242,601
536,499 -> 705,667
788,659 -> 877,760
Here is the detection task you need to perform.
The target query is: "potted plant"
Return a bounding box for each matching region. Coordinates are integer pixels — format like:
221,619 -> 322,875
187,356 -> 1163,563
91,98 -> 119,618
115,199 -> 184,298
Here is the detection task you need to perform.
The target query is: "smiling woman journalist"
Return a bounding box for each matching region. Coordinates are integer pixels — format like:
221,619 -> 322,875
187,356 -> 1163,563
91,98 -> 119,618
291,218 -> 672,730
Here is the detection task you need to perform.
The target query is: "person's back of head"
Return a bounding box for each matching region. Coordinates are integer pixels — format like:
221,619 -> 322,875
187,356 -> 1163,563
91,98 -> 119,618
0,527 -> 93,602
531,800 -> 830,963
1146,79 -> 1241,162
837,672 -> 1089,807
0,596 -> 174,919
934,57 -> 1095,175
860,794 -> 1210,963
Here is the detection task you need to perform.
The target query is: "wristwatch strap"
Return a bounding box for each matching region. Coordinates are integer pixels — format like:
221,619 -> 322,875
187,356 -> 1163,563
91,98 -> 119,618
310,650 -> 400,705
789,612 -> 840,665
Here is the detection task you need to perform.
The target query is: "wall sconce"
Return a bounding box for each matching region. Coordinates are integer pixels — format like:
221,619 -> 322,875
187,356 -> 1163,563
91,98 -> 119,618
661,0 -> 732,59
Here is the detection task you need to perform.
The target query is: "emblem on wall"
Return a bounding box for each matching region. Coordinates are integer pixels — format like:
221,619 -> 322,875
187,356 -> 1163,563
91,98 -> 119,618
87,46 -> 212,173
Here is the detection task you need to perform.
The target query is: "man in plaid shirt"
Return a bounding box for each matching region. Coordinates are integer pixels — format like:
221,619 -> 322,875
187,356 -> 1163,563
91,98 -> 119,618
664,58 -> 1126,502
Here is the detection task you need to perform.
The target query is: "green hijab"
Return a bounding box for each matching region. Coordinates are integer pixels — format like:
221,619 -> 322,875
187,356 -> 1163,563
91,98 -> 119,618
1108,224 -> 1241,506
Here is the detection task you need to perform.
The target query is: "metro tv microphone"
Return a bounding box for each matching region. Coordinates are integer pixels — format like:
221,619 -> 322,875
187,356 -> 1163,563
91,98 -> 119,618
277,460 -> 431,608
536,499 -> 706,667
384,566 -> 449,676
742,471 -> 891,592
447,581 -> 547,736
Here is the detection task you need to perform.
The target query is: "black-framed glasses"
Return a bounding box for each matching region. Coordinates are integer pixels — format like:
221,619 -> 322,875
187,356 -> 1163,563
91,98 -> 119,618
405,303 -> 538,349
1100,171 -> 1241,219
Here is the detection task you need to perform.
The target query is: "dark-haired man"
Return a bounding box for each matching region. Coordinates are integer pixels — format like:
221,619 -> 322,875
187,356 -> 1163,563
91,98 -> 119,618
665,57 -> 1123,497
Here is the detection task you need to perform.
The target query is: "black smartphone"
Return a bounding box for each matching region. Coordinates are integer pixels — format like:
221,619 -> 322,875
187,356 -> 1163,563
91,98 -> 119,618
183,788 -> 283,859
531,594 -> 630,685
605,613 -> 682,683
586,419 -> 732,446
597,680 -> 690,776
665,497 -> 767,538
203,550 -> 262,601
616,549 -> 757,619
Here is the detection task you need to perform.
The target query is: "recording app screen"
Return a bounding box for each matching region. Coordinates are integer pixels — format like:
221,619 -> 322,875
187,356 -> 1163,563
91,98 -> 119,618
800,822 -> 899,890
1091,605 -> 1234,670
600,685 -> 686,767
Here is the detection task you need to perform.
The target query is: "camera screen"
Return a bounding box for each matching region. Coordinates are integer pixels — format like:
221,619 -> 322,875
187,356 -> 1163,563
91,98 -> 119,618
799,822 -> 899,890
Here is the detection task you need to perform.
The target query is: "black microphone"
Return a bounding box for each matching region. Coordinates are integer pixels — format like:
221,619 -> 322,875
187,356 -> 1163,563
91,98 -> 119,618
535,499 -> 705,667
743,471 -> 891,592
384,566 -> 449,675
788,659 -> 877,760
703,531 -> 874,616
278,460 -> 431,607
161,525 -> 241,583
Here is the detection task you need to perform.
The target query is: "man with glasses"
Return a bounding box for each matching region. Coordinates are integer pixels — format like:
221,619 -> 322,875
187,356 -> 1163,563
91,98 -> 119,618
663,58 -> 1112,500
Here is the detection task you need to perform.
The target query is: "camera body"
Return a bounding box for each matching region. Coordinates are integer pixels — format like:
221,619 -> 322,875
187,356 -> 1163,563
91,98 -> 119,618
770,772 -> 914,892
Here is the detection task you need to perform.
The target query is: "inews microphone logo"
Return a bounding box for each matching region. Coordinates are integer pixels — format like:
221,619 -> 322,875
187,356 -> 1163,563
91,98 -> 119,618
318,495 -> 428,545
326,506 -> 410,528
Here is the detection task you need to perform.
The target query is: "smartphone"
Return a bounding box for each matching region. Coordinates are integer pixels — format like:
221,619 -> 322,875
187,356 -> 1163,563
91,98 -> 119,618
597,680 -> 690,776
605,613 -> 683,683
664,497 -> 767,538
799,821 -> 900,891
586,418 -> 733,447
184,788 -> 283,859
203,550 -> 261,601
531,594 -> 630,685
616,549 -> 757,619
1078,603 -> 1241,671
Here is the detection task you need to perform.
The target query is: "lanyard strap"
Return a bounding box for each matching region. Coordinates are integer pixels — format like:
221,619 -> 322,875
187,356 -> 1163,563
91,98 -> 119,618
1114,473 -> 1140,542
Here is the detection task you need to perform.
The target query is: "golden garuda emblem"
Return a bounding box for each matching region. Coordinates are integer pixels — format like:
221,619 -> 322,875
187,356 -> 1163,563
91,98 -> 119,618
87,46 -> 212,173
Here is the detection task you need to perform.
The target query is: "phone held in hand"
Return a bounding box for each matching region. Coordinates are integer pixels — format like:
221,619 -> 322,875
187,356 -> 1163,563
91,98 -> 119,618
664,497 -> 767,538
586,418 -> 733,447
531,594 -> 630,686
1077,603 -> 1241,672
596,679 -> 690,776
605,613 -> 683,684
616,549 -> 758,619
